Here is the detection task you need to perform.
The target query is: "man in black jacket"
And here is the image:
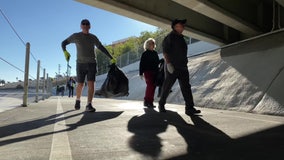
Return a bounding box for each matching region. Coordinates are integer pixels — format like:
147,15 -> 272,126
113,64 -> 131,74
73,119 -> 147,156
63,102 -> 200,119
158,19 -> 201,115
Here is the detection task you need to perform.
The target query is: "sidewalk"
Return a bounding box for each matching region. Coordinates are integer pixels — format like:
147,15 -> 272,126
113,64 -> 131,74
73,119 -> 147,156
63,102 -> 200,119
0,96 -> 283,160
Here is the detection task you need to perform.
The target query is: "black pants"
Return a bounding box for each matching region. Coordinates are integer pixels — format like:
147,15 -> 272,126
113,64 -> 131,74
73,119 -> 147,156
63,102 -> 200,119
69,87 -> 74,97
159,67 -> 194,108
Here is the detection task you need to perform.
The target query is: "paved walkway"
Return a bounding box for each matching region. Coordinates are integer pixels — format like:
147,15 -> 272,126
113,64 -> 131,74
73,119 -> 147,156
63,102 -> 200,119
0,96 -> 283,160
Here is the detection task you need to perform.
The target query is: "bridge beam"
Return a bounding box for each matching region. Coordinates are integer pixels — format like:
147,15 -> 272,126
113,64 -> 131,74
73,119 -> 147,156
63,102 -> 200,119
76,0 -> 282,45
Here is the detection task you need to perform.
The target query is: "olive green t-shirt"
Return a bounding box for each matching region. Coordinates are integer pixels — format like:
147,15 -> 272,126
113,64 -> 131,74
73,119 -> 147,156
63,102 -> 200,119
62,32 -> 111,63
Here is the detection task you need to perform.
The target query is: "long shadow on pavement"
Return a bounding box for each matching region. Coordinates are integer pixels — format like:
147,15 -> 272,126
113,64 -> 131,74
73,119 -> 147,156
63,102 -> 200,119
66,111 -> 123,130
0,110 -> 123,147
0,110 -> 76,139
128,109 -> 284,160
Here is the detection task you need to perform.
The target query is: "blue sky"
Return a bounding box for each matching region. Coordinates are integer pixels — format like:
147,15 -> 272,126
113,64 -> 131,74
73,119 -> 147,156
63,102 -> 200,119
0,0 -> 157,82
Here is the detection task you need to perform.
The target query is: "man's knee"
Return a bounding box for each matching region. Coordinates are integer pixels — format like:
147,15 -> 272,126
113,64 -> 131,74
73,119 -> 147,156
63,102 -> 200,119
77,83 -> 84,88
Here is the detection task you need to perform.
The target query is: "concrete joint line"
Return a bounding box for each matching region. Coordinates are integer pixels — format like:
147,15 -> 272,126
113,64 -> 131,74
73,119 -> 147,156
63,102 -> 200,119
253,65 -> 284,111
265,65 -> 284,91
49,97 -> 72,160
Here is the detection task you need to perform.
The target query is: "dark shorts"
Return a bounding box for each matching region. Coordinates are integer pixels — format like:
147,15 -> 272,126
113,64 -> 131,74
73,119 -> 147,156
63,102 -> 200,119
76,63 -> 97,83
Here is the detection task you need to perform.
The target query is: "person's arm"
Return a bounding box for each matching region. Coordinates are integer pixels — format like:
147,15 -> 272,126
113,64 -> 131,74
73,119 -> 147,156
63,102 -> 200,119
62,33 -> 76,51
162,35 -> 171,64
93,35 -> 113,59
61,39 -> 71,61
97,45 -> 113,59
139,53 -> 145,76
163,52 -> 170,64
61,34 -> 76,62
61,39 -> 70,51
162,34 -> 174,73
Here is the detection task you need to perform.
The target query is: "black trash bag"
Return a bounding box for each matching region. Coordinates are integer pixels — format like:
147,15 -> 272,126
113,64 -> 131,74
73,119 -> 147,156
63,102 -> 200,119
155,58 -> 165,87
99,64 -> 129,98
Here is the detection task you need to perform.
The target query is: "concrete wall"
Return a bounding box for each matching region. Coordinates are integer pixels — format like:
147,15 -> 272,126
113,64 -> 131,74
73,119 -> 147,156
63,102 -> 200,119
189,30 -> 284,115
187,41 -> 219,56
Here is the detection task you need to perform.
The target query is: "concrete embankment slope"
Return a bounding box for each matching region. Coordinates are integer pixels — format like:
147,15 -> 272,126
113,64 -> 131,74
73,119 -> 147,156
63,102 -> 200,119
119,30 -> 284,116
186,30 -> 284,115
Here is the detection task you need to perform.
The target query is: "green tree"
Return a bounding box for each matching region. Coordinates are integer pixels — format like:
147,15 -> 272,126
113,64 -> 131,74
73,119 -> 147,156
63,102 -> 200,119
0,79 -> 5,85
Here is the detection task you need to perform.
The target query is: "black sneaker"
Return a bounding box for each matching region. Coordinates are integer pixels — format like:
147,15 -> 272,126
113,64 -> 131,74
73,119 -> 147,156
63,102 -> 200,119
144,101 -> 156,108
148,103 -> 156,108
74,100 -> 80,110
143,101 -> 148,107
158,105 -> 166,113
86,103 -> 96,112
185,107 -> 201,115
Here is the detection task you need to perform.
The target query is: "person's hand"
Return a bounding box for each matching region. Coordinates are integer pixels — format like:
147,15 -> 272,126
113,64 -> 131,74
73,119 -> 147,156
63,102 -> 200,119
110,58 -> 117,64
167,63 -> 174,74
140,75 -> 144,80
63,50 -> 70,62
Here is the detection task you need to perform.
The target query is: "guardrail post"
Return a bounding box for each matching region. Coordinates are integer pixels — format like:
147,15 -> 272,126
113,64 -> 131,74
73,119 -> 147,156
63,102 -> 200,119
35,60 -> 40,102
22,42 -> 30,107
42,68 -> 46,100
46,73 -> 50,98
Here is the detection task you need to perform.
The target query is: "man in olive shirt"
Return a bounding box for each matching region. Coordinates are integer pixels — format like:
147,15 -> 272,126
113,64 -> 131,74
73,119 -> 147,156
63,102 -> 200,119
62,19 -> 115,112
159,19 -> 201,115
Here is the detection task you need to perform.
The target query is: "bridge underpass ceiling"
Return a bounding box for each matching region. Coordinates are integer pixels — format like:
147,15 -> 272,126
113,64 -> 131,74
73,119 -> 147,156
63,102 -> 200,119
276,0 -> 284,7
77,0 -> 283,46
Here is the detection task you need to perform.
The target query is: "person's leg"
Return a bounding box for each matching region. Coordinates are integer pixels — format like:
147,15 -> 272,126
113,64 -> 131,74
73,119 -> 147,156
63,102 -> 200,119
76,83 -> 84,100
71,87 -> 74,97
177,69 -> 194,107
157,86 -> 162,97
61,87 -> 64,97
85,63 -> 97,112
87,81 -> 95,104
73,83 -> 83,110
143,71 -> 156,107
68,87 -> 71,97
75,63 -> 87,110
158,69 -> 177,112
177,69 -> 200,115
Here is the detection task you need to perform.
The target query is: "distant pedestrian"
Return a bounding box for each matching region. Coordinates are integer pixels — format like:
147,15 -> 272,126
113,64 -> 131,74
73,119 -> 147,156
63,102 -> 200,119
139,38 -> 160,108
61,19 -> 116,112
158,19 -> 201,115
67,77 -> 76,97
56,85 -> 65,97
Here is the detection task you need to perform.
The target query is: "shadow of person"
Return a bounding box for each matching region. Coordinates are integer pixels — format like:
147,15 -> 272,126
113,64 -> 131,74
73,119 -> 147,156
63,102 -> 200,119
0,110 -> 123,147
127,109 -> 283,160
66,111 -> 124,131
127,108 -> 168,159
164,112 -> 231,160
224,124 -> 284,160
188,115 -> 284,160
0,109 -> 76,139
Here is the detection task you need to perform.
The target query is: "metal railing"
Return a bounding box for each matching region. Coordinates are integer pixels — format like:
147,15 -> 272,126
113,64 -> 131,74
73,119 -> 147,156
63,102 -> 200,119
0,42 -> 53,106
0,8 -> 53,107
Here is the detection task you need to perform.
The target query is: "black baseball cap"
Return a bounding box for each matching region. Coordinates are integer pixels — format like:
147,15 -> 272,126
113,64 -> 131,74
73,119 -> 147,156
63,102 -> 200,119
81,19 -> 90,25
171,19 -> 186,29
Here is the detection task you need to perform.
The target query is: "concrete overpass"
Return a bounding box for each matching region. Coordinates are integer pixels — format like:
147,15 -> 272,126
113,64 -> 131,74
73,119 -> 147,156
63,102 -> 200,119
76,0 -> 284,45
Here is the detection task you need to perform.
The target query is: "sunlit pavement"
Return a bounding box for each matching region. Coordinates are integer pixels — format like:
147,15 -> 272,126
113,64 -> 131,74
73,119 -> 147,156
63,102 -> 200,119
0,96 -> 283,160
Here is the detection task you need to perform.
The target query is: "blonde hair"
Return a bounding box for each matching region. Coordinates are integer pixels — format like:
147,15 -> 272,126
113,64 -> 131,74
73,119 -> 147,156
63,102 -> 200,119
143,38 -> 156,51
